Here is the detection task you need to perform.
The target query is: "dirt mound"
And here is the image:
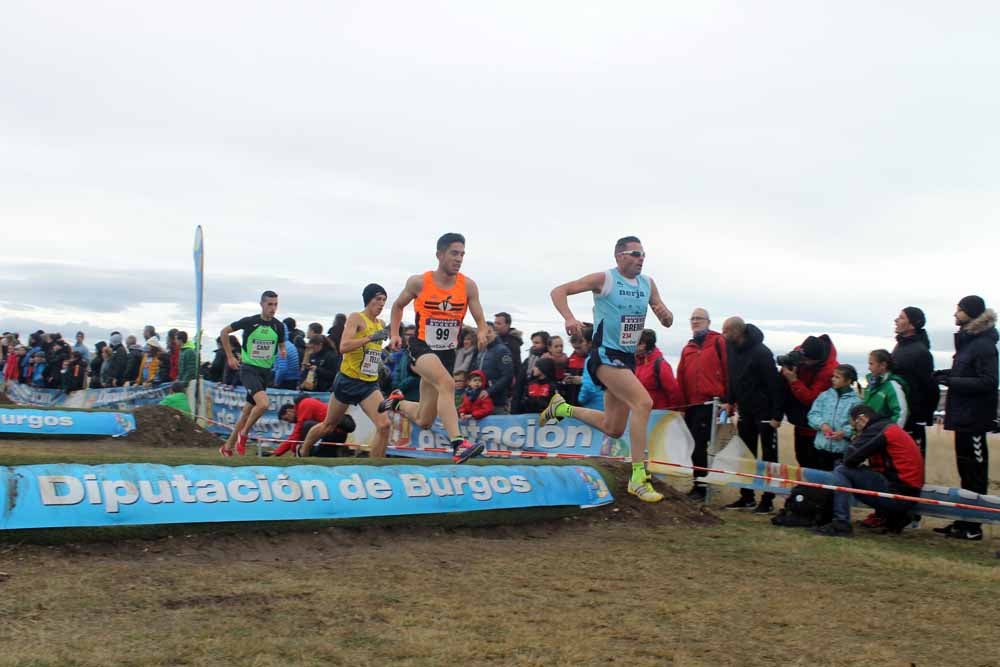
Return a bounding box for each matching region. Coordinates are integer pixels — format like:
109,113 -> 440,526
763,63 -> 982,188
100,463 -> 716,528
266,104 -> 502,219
129,405 -> 222,448
587,461 -> 720,528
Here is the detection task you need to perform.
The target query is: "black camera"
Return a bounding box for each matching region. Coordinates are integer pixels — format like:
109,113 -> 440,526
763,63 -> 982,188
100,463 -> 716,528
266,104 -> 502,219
777,350 -> 804,370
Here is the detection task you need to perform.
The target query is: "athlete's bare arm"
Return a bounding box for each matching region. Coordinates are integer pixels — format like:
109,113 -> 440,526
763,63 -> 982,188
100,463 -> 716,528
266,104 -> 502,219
389,274 -> 423,351
647,278 -> 674,328
550,272 -> 606,338
339,313 -> 368,354
464,278 -> 490,351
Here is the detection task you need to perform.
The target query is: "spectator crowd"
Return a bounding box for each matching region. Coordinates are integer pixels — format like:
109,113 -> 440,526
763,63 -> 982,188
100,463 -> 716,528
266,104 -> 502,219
1,327 -> 199,392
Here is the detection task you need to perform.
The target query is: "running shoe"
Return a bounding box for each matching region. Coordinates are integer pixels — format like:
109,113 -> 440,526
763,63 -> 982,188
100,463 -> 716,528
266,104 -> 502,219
219,444 -> 233,458
235,431 -> 249,456
539,393 -> 567,425
627,478 -> 664,503
378,389 -> 404,414
932,522 -> 957,536
949,526 -> 983,541
452,439 -> 485,464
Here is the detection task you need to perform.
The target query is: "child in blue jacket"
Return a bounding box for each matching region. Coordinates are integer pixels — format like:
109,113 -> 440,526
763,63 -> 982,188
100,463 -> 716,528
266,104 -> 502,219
806,364 -> 862,470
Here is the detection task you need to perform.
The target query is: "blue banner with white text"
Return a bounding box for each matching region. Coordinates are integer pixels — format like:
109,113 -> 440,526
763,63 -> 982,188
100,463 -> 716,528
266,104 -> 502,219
389,410 -> 694,460
0,408 -> 136,437
0,463 -> 613,529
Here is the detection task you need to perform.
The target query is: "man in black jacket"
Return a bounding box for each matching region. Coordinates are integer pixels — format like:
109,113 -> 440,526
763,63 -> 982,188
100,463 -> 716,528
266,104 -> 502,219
304,335 -> 339,392
933,295 -> 999,541
124,335 -> 144,384
104,332 -> 129,387
722,316 -> 784,513
493,312 -> 523,380
477,323 -> 514,414
891,307 -> 938,458
283,317 -> 306,361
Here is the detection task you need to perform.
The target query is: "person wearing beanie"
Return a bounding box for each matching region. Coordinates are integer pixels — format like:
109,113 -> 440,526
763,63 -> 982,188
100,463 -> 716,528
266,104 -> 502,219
103,331 -> 129,387
521,355 -> 559,414
932,295 -> 998,541
892,307 -> 938,459
295,283 -> 393,458
780,333 -> 839,469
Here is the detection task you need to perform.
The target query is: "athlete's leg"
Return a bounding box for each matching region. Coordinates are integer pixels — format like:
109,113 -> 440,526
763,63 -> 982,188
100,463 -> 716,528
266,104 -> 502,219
299,396 -> 350,457
564,389 -> 631,439
358,389 -> 391,458
241,389 -> 271,437
407,354 -> 460,438
223,403 -> 253,451
595,367 -> 654,462
396,376 -> 440,429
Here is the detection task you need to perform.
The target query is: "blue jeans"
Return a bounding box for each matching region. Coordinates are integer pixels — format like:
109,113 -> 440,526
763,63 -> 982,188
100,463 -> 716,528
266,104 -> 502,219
831,465 -> 915,523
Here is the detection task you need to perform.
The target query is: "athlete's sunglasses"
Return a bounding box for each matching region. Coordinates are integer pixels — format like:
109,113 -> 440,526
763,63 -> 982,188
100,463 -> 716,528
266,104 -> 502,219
616,250 -> 645,258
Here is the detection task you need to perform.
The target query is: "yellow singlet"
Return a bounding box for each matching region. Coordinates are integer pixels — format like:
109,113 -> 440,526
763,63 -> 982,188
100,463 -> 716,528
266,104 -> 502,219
339,312 -> 385,382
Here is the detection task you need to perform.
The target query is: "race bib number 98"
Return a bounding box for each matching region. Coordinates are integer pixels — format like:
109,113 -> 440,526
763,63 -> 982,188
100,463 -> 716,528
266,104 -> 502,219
619,315 -> 645,348
251,339 -> 275,360
427,319 -> 460,350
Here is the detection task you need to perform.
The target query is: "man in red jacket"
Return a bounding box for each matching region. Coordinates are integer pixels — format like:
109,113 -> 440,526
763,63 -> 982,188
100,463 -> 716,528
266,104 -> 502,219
815,404 -> 925,537
270,396 -> 355,457
676,308 -> 727,499
780,334 -> 838,469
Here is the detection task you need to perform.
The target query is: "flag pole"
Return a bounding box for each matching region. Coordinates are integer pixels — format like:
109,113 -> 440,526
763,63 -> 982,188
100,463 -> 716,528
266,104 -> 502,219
193,226 -> 205,422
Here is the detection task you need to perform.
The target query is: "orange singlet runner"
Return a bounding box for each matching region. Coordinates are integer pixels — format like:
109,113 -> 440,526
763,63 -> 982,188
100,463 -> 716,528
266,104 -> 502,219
410,271 -> 468,372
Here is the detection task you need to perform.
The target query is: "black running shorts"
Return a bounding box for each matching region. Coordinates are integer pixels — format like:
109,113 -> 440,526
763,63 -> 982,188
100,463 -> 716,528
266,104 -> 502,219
407,337 -> 456,375
240,364 -> 273,404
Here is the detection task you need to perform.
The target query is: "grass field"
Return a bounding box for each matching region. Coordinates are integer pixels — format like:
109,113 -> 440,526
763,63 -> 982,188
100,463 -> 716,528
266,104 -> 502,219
0,427 -> 998,666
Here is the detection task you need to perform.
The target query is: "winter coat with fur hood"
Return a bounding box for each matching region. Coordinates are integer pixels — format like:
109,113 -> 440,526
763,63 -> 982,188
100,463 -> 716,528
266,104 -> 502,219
942,309 -> 999,433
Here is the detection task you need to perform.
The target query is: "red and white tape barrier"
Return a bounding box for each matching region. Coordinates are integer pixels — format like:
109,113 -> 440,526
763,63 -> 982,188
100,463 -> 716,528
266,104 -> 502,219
649,459 -> 1000,515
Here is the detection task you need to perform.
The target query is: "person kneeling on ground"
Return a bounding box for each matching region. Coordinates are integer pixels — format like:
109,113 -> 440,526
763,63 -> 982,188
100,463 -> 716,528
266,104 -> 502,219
159,381 -> 192,416
270,396 -> 357,457
815,404 -> 925,537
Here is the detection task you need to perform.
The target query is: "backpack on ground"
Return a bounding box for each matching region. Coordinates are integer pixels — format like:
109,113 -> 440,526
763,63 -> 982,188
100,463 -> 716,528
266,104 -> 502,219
771,484 -> 833,527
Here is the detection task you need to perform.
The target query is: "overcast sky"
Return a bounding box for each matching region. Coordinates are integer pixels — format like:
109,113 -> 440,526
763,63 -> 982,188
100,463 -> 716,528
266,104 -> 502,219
1,2 -> 997,371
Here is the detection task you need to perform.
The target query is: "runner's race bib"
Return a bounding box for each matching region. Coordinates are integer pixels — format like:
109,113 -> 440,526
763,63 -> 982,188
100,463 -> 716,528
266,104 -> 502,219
361,348 -> 381,376
427,319 -> 460,350
251,339 -> 275,360
619,315 -> 645,348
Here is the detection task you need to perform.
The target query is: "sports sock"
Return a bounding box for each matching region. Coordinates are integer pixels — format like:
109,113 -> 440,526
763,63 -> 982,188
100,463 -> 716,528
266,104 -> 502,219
554,402 -> 574,419
450,436 -> 466,449
631,462 -> 647,484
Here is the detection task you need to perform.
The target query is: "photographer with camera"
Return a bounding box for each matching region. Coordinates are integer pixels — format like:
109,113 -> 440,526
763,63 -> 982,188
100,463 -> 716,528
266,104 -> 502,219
779,335 -> 839,470
721,317 -> 784,513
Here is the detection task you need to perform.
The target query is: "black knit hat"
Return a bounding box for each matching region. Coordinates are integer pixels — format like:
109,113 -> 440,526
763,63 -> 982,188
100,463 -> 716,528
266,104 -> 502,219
362,283 -> 387,307
902,306 -> 926,330
958,295 -> 986,320
800,336 -> 824,360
